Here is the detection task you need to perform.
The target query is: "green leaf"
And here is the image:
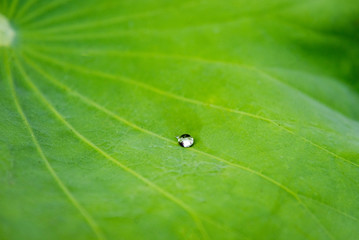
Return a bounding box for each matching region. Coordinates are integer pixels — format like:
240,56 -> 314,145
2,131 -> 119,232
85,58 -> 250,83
1,0 -> 359,239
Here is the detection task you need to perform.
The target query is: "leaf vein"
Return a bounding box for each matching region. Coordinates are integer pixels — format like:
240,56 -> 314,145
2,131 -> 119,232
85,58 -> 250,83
6,50 -> 106,240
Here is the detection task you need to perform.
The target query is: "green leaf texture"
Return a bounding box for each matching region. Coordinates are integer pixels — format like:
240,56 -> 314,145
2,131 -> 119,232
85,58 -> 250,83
1,0 -> 359,239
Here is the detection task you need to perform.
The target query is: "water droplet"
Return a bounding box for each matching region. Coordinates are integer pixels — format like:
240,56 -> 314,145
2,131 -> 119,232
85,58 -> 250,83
176,134 -> 194,148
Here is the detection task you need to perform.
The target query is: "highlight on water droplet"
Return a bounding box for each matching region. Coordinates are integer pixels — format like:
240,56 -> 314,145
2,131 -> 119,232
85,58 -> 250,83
0,14 -> 15,47
176,134 -> 194,148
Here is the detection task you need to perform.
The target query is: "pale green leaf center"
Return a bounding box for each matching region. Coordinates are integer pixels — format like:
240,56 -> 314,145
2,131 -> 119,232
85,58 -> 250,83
0,14 -> 15,47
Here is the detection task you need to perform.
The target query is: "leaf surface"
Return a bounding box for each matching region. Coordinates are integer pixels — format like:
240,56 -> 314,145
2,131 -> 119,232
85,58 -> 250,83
1,0 -> 359,239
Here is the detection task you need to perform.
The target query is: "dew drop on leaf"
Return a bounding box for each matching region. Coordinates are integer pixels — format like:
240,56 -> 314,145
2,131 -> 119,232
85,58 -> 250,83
176,134 -> 194,148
